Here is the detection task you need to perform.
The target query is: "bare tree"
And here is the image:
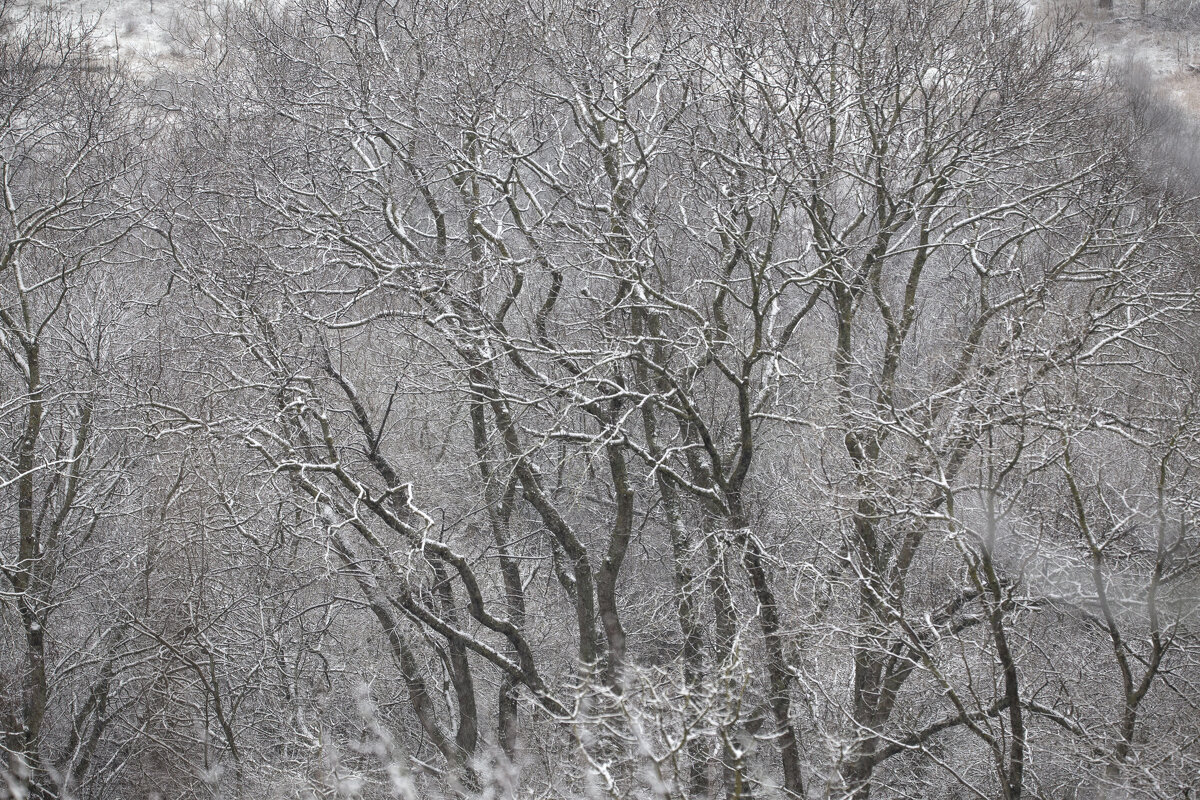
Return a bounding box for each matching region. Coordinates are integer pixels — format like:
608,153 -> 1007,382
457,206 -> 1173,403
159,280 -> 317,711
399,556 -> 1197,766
0,5 -> 148,798
6,0 -> 1198,798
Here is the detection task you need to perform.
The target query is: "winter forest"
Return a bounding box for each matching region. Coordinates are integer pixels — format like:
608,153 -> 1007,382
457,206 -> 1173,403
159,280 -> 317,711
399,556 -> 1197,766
3,0 -> 1200,797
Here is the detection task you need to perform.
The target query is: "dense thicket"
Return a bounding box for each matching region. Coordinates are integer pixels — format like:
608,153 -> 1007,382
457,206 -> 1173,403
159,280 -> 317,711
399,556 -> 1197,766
3,0 -> 1200,798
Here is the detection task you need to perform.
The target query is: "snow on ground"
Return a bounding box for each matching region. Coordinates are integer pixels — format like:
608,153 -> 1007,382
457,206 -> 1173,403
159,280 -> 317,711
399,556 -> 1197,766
64,0 -> 186,67
1050,0 -> 1200,113
52,0 -> 1200,116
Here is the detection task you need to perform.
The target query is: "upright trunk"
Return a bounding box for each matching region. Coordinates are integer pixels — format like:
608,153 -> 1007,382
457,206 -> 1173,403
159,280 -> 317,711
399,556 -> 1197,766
734,517 -> 805,799
14,344 -> 49,796
640,389 -> 712,795
843,594 -> 886,799
596,443 -> 634,686
841,500 -> 889,800
983,563 -> 1024,800
432,560 -> 479,758
666,499 -> 711,797
469,392 -> 526,757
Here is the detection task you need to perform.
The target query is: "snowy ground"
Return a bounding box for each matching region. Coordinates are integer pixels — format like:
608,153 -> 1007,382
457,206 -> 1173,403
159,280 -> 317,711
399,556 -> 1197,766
54,0 -> 1200,114
1054,0 -> 1200,112
68,0 -> 187,66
